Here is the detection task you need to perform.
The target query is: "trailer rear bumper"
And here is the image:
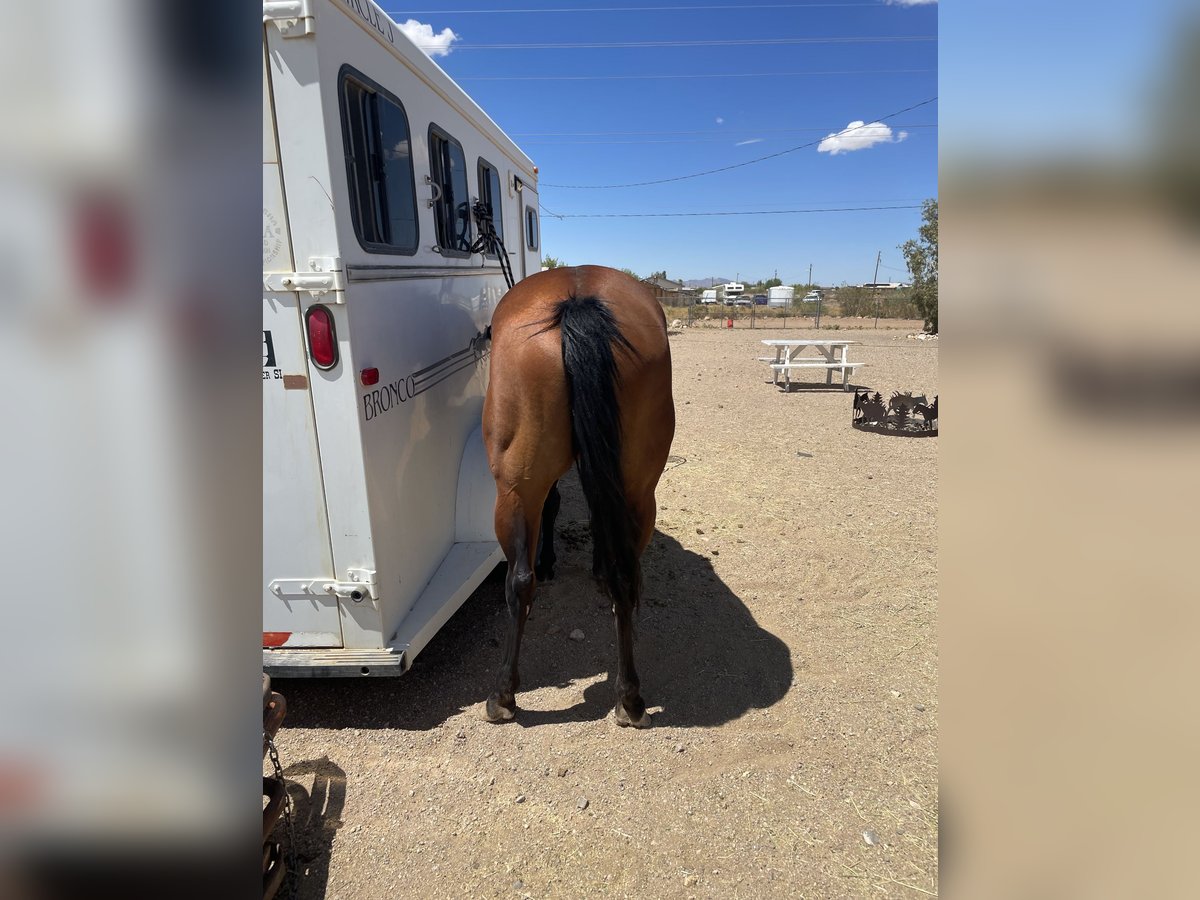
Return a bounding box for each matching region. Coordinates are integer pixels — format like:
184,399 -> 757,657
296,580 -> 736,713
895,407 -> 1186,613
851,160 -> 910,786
262,646 -> 406,677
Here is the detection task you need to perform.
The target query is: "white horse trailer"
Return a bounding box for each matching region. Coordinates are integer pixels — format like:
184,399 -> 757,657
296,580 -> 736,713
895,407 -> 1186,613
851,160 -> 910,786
262,0 -> 541,675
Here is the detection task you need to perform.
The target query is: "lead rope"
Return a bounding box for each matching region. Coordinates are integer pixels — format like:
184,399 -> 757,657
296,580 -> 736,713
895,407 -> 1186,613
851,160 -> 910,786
470,200 -> 516,293
469,200 -> 517,345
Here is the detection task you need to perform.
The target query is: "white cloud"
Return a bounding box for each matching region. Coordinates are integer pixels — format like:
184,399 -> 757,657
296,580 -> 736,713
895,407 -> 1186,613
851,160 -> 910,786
817,120 -> 908,155
398,19 -> 460,57
715,117 -> 725,125
735,138 -> 763,146
885,0 -> 937,6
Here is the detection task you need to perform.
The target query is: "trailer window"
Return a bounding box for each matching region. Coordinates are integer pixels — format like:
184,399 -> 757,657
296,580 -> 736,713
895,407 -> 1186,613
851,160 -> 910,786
525,206 -> 539,252
476,159 -> 504,257
339,69 -> 418,254
429,127 -> 472,256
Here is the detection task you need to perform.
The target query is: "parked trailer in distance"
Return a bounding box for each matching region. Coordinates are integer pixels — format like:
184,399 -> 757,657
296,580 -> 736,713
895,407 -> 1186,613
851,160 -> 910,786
262,0 -> 542,676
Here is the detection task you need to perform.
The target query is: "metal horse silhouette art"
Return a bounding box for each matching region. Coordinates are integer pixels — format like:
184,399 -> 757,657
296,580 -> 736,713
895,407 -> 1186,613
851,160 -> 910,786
888,391 -> 928,416
914,397 -> 938,428
482,266 -> 676,728
853,389 -> 938,436
854,391 -> 889,425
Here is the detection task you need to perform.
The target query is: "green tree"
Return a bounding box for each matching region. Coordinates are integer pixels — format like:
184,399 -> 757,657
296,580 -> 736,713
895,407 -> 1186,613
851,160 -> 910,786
836,286 -> 872,317
542,255 -> 566,269
618,267 -> 640,280
763,277 -> 783,289
900,199 -> 938,333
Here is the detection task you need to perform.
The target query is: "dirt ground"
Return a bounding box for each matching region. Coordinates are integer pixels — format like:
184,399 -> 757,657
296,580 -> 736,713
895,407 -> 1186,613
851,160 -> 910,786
273,323 -> 938,899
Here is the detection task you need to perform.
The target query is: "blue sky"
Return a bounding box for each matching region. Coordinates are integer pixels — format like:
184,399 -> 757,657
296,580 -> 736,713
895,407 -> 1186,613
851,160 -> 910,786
387,1 -> 938,286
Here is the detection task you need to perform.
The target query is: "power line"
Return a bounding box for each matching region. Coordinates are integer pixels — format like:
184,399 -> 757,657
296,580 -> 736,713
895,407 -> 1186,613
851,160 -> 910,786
513,123 -> 934,136
540,96 -> 937,189
543,197 -> 932,214
522,136 -> 928,145
419,35 -> 935,50
538,205 -> 922,220
458,68 -> 936,81
396,3 -> 886,13
519,126 -> 935,145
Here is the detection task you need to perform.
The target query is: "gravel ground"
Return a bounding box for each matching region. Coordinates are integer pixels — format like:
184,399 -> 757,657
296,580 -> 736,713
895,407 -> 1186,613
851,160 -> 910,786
272,323 -> 938,899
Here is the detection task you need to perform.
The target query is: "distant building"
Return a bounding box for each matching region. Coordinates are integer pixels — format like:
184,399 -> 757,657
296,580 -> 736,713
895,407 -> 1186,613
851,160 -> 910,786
860,282 -> 910,290
643,276 -> 691,302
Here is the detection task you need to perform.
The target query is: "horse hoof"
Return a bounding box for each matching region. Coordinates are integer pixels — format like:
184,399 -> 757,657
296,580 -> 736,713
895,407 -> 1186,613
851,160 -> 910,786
535,564 -> 555,582
483,697 -> 517,723
614,704 -> 652,729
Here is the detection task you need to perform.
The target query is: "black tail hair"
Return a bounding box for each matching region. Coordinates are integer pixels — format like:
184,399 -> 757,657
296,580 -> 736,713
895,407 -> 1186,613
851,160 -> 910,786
544,295 -> 641,608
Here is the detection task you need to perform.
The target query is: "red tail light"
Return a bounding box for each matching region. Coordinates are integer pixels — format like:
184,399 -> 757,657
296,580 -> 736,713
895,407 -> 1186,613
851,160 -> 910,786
74,193 -> 135,301
306,305 -> 338,370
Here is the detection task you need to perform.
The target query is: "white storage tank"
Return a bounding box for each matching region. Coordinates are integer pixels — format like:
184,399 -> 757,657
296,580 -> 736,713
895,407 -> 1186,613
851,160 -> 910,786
767,285 -> 795,308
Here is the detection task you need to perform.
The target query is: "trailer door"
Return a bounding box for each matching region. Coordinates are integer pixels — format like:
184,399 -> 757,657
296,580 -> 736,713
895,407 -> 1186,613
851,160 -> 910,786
262,42 -> 342,649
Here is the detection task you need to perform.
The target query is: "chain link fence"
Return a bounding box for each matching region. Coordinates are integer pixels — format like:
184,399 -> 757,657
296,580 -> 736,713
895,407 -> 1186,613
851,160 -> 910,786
677,299 -> 822,329
665,290 -> 920,330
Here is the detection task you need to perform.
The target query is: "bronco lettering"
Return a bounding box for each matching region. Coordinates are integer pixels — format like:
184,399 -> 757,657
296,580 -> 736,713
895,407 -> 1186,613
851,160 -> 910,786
341,0 -> 394,44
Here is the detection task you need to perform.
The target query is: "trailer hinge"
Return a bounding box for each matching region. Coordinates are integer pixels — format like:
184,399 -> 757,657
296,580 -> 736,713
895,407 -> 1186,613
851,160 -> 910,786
269,569 -> 377,604
263,0 -> 315,37
264,257 -> 345,301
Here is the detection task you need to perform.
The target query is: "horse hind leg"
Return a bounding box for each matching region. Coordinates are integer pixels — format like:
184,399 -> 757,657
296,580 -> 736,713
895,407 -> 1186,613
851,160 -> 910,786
484,490 -> 541,723
535,481 -> 561,582
612,591 -> 649,728
611,495 -> 657,729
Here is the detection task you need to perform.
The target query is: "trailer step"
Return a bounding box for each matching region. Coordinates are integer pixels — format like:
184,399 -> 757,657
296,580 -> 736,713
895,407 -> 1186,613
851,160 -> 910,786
262,646 -> 405,678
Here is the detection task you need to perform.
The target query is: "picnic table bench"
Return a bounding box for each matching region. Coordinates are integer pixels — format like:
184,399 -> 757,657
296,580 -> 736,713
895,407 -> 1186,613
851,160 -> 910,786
759,339 -> 865,391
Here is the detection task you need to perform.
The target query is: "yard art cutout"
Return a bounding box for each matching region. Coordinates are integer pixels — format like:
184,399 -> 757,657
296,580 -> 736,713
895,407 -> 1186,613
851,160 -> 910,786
852,390 -> 938,436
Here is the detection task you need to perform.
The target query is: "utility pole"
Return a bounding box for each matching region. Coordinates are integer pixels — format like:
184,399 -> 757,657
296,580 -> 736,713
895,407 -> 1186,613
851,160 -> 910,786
871,250 -> 882,329
806,262 -> 818,327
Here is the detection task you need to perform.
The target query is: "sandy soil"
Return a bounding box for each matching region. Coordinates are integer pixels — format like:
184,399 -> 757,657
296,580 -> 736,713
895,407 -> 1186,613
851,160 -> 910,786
272,325 -> 938,899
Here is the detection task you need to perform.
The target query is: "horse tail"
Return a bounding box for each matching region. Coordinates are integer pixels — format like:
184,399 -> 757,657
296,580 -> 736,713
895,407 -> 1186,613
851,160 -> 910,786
546,295 -> 641,608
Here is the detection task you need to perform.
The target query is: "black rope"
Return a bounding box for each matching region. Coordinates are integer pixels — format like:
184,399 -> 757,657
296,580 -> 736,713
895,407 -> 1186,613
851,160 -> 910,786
470,200 -> 516,292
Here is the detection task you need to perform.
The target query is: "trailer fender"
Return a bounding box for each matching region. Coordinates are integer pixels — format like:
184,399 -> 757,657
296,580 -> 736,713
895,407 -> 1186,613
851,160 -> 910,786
455,424 -> 497,542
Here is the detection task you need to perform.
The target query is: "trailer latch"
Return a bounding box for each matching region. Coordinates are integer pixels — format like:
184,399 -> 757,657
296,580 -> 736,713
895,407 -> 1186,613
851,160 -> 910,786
269,568 -> 377,603
263,258 -> 345,300
325,568 -> 377,603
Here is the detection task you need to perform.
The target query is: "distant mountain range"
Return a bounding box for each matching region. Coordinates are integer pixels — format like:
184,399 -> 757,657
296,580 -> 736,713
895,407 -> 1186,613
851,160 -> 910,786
682,277 -> 732,288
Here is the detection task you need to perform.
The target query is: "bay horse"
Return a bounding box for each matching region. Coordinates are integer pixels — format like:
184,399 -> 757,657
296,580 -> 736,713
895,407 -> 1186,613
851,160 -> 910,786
481,265 -> 675,727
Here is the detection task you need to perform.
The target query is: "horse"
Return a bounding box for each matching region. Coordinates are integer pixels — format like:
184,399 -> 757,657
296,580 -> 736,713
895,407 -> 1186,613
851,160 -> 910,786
481,265 -> 675,728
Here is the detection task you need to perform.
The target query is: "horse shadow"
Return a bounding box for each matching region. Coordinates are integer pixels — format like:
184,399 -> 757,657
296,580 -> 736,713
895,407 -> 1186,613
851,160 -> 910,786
277,473 -> 793,731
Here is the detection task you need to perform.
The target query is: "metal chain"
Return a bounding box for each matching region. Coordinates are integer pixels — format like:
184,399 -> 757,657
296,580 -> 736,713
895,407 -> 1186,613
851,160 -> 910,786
266,732 -> 299,900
